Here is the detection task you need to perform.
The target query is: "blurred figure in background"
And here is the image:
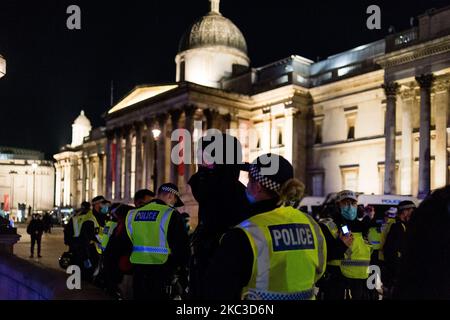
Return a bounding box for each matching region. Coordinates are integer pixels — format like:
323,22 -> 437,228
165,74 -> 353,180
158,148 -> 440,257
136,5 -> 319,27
43,212 -> 52,234
102,203 -> 134,299
395,188 -> 450,300
188,133 -> 250,299
134,189 -> 155,208
27,213 -> 44,258
382,201 -> 415,298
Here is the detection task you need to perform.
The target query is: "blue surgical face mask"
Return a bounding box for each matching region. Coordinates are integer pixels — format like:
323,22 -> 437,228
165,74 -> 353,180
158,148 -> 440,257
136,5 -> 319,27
341,205 -> 357,221
245,189 -> 257,204
100,206 -> 109,214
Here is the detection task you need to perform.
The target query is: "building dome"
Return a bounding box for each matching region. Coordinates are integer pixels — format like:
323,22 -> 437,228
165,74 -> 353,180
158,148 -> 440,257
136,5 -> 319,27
71,110 -> 92,147
179,11 -> 247,54
73,110 -> 91,127
175,0 -> 250,88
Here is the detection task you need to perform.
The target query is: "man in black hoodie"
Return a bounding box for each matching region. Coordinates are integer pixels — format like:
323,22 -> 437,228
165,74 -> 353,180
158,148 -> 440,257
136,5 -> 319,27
27,214 -> 44,258
188,133 -> 250,299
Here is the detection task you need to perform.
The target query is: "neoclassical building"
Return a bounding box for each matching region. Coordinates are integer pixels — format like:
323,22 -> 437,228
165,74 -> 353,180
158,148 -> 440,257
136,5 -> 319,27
55,2 -> 450,225
0,147 -> 55,222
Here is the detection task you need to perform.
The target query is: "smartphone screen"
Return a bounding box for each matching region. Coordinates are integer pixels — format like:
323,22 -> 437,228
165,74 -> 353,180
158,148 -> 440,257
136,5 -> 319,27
341,225 -> 349,235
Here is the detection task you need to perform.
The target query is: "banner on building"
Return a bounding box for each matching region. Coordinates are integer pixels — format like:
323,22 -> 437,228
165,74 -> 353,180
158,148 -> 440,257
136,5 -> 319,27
178,135 -> 184,177
3,194 -> 9,212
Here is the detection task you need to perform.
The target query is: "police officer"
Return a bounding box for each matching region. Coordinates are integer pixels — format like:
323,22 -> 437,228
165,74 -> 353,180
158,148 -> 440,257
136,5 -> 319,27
383,200 -> 415,298
318,190 -> 373,300
125,183 -> 190,300
100,203 -> 121,252
67,197 -> 108,281
205,154 -> 327,300
379,207 -> 397,262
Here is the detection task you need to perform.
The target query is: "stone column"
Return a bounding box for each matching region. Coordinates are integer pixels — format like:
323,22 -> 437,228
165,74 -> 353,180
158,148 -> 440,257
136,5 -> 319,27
416,74 -> 434,199
81,156 -> 87,202
383,81 -> 399,195
105,131 -> 114,199
55,163 -> 61,207
134,122 -> 144,192
434,78 -> 450,189
184,105 -> 196,185
204,109 -> 219,129
144,118 -> 156,191
114,129 -> 123,200
221,113 -> 232,132
170,109 -> 183,185
400,86 -> 415,195
71,160 -> 77,206
88,157 -> 94,200
124,126 -> 132,202
157,114 -> 169,189
291,93 -> 313,184
97,153 -> 104,197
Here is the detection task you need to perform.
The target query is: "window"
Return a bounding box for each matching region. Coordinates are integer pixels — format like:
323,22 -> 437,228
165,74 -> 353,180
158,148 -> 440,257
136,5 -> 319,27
340,165 -> 359,191
315,123 -> 323,144
277,130 -> 283,146
344,108 -> 357,141
347,116 -> 356,140
312,173 -> 324,196
180,60 -> 185,82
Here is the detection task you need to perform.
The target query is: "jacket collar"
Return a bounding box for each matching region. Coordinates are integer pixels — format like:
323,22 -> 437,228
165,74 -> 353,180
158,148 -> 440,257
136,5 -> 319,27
250,197 -> 280,216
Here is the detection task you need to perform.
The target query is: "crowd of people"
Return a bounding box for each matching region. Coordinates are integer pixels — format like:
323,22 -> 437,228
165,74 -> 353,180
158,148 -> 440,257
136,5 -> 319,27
59,133 -> 450,300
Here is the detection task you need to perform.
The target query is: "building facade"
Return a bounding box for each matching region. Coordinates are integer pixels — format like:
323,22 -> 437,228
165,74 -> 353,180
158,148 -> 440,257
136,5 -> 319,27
0,147 -> 55,222
54,111 -> 107,209
54,2 -> 450,226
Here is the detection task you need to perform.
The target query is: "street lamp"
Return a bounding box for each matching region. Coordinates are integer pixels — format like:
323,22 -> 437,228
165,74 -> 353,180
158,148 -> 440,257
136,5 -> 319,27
152,128 -> 162,192
32,163 -> 38,216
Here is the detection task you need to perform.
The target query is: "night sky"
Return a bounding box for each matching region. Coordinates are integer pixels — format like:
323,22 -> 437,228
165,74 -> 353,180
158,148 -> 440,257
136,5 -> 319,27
0,0 -> 449,159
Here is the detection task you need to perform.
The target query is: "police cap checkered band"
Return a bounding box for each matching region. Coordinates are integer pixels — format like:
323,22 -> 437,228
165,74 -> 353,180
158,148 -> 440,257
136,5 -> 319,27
249,164 -> 281,192
160,186 -> 181,198
336,190 -> 357,202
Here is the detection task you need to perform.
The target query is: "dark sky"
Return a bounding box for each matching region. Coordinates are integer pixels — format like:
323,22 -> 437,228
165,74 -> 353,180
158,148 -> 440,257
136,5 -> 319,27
0,0 -> 449,158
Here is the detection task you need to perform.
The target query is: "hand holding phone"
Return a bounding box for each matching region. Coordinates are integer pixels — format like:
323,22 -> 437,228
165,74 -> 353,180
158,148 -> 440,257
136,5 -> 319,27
339,225 -> 353,247
341,225 -> 350,235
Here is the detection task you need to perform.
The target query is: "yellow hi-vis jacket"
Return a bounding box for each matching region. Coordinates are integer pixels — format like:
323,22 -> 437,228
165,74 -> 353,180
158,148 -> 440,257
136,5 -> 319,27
322,219 -> 372,280
100,220 -> 118,251
72,210 -> 103,254
379,218 -> 396,261
236,206 -> 327,300
367,227 -> 382,251
125,202 -> 174,265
